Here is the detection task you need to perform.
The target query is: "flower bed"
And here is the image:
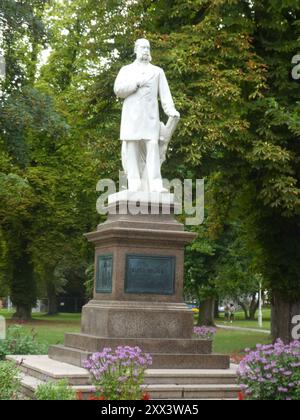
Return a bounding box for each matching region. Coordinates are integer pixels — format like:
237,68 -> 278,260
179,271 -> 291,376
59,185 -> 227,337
193,326 -> 217,340
238,340 -> 300,400
84,346 -> 152,400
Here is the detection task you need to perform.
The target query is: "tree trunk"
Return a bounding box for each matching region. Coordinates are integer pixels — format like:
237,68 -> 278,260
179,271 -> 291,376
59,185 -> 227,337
47,283 -> 58,316
249,294 -> 259,320
271,292 -> 300,343
12,305 -> 32,321
238,300 -> 250,320
10,240 -> 36,321
214,299 -> 220,319
198,298 -> 215,326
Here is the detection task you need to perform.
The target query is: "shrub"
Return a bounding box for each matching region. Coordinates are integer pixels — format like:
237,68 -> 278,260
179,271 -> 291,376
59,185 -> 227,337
193,326 -> 217,340
0,361 -> 21,400
0,325 -> 47,360
238,340 -> 300,400
35,379 -> 76,401
83,346 -> 152,400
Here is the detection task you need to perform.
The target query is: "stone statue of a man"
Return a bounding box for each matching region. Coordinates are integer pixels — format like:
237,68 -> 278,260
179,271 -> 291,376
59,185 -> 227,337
114,39 -> 180,193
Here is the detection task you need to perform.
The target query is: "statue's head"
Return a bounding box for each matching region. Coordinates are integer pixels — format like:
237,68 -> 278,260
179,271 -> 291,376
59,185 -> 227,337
134,39 -> 151,63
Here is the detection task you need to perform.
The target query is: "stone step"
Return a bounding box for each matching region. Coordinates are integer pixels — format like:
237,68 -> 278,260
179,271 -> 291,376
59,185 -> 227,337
7,355 -> 90,386
8,355 -> 237,386
49,345 -> 90,368
20,374 -> 239,400
145,368 -> 238,385
64,333 -> 212,355
49,345 -> 230,370
146,384 -> 240,400
20,373 -> 44,399
19,373 -> 95,400
9,356 -> 239,400
72,383 -> 240,400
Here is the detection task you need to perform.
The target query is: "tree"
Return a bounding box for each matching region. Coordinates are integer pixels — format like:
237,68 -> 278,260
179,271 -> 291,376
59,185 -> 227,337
185,232 -> 218,327
0,171 -> 37,318
1,0 -> 141,319
213,212 -> 266,321
136,0 -> 300,341
185,202 -> 265,324
0,1 -> 88,319
244,0 -> 300,341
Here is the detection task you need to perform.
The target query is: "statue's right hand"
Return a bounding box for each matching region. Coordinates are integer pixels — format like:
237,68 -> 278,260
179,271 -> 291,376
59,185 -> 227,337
170,110 -> 180,119
136,77 -> 143,87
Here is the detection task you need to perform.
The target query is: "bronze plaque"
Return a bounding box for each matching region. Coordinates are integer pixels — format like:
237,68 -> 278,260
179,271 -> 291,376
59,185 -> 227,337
125,255 -> 176,295
96,255 -> 113,293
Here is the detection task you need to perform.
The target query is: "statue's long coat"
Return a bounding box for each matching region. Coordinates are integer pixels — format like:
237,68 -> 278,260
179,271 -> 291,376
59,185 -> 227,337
114,61 -> 176,142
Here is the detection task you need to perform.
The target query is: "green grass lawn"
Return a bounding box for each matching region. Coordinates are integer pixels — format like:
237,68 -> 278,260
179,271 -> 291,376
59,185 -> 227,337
214,329 -> 271,355
215,309 -> 271,331
0,311 -> 81,347
0,310 -> 272,356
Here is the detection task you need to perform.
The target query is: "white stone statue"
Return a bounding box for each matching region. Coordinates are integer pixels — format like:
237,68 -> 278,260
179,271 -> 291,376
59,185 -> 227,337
114,39 -> 180,194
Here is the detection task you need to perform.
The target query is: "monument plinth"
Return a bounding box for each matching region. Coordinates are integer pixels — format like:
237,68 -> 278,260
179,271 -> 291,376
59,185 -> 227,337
82,199 -> 195,340
49,200 -> 230,370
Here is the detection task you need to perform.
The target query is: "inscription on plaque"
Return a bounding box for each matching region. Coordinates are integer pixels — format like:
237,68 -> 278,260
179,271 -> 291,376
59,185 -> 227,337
125,255 -> 176,295
96,255 -> 113,293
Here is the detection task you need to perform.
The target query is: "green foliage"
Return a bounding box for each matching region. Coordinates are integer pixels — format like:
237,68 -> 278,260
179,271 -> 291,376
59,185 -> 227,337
10,243 -> 37,319
139,0 -> 300,306
34,379 -> 76,401
0,227 -> 9,295
0,361 -> 21,400
0,1 -> 99,318
0,0 -> 49,92
0,87 -> 69,166
0,325 -> 47,360
84,264 -> 94,300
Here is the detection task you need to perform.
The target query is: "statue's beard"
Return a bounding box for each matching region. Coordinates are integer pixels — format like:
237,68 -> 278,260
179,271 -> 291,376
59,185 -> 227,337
139,54 -> 152,63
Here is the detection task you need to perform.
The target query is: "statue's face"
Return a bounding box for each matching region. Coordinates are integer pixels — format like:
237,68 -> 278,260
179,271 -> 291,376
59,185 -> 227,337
135,40 -> 151,63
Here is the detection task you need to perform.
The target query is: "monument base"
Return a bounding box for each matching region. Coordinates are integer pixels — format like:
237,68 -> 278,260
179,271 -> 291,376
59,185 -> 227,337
49,344 -> 229,370
108,190 -> 175,206
81,301 -> 194,339
49,199 -> 230,370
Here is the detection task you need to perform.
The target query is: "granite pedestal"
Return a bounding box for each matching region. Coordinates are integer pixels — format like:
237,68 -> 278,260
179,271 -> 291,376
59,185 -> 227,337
49,197 -> 230,369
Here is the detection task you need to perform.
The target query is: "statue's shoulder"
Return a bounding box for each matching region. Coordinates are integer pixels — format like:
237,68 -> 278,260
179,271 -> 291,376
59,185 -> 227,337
119,63 -> 135,71
152,65 -> 168,79
151,64 -> 164,74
